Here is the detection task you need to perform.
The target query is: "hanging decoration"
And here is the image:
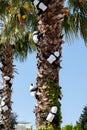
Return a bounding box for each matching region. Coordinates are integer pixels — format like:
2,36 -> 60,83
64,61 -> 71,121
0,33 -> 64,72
40,106 -> 58,122
0,1 -> 34,24
33,31 -> 41,43
9,78 -> 13,84
22,15 -> 27,19
8,2 -> 33,15
1,100 -> 5,107
33,0 -> 50,15
47,51 -> 59,64
63,7 -> 69,16
0,62 -> 3,70
46,106 -> 58,122
9,4 -> 17,15
3,76 -> 10,81
32,31 -> 43,43
3,76 -> 14,88
23,2 -> 33,11
29,83 -> 38,97
2,105 -> 8,112
32,31 -> 39,43
17,13 -> 26,24
2,95 -> 7,101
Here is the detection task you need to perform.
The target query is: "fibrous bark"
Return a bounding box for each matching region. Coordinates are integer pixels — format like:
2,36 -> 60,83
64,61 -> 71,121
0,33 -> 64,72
32,0 -> 65,129
0,44 -> 14,130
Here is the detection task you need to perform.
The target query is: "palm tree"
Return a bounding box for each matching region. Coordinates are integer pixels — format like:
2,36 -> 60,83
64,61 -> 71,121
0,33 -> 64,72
29,0 -> 87,130
63,0 -> 87,44
0,1 -> 37,130
30,0 -> 65,130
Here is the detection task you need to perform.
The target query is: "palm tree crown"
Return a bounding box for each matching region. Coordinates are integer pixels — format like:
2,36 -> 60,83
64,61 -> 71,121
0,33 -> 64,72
63,0 -> 87,44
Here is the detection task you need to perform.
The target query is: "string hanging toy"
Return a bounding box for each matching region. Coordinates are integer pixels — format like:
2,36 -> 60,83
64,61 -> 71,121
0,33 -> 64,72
32,31 -> 43,43
32,0 -> 50,15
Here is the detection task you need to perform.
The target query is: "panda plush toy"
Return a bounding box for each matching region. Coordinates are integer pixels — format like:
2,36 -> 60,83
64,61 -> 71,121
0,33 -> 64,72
32,31 -> 43,43
32,0 -> 50,15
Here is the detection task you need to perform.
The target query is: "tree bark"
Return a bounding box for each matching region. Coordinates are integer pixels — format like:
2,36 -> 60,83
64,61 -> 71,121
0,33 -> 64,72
33,0 -> 65,129
0,44 -> 14,130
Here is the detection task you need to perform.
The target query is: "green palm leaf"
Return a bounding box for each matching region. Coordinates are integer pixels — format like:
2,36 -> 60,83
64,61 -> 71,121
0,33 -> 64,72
63,0 -> 87,45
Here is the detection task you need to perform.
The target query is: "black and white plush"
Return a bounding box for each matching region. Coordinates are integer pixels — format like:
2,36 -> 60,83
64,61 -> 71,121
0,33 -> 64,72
1,100 -> 5,107
40,106 -> 58,122
0,61 -> 3,71
32,31 -> 43,43
0,62 -> 3,69
32,31 -> 39,43
3,76 -> 14,88
29,84 -> 38,97
34,0 -> 47,11
33,0 -> 50,15
2,105 -> 8,112
47,51 -> 59,64
46,106 -> 58,122
3,76 -> 10,81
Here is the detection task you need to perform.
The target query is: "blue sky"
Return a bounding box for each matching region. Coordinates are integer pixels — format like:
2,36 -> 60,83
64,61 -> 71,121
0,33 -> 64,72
12,35 -> 87,129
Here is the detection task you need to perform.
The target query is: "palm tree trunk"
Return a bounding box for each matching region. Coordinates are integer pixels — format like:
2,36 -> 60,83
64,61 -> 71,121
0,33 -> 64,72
33,0 -> 65,129
0,44 -> 14,130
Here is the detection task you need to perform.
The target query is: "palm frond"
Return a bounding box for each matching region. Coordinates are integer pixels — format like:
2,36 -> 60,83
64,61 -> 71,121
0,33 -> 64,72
79,15 -> 87,44
0,0 -> 37,61
63,0 -> 87,45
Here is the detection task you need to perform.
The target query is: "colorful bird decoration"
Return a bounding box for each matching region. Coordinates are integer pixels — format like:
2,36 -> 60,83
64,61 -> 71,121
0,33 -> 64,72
63,7 -> 69,16
2,2 -> 33,25
22,15 -> 27,20
9,4 -> 17,15
23,2 -> 33,11
9,4 -> 13,14
17,13 -> 25,24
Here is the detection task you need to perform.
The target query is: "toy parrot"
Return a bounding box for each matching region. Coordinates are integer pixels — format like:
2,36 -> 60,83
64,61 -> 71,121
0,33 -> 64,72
22,15 -> 27,19
63,7 -> 69,16
23,2 -> 32,11
17,13 -> 25,24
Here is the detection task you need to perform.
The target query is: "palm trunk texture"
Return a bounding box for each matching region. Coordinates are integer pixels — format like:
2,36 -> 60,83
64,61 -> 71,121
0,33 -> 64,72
33,0 -> 65,130
0,44 -> 14,130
